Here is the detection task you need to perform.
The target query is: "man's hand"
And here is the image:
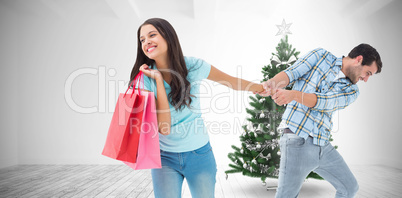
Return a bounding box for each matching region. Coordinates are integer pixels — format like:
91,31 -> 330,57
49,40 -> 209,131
255,80 -> 276,96
272,89 -> 296,106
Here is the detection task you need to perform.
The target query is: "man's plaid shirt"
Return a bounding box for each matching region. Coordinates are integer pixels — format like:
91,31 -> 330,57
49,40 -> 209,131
282,48 -> 360,146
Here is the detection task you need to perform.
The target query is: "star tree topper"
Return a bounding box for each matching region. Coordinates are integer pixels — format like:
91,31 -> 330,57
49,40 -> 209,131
276,19 -> 292,37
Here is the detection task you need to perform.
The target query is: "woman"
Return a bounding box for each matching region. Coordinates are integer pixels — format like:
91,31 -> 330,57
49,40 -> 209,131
130,18 -> 264,198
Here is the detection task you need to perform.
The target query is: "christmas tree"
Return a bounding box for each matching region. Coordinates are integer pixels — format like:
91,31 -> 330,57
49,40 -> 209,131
225,35 -> 324,183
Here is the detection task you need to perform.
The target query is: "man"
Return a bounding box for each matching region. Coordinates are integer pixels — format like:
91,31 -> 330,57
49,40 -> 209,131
260,44 -> 382,198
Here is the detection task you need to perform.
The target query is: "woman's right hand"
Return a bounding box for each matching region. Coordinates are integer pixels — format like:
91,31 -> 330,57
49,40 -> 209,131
140,64 -> 171,135
139,64 -> 162,80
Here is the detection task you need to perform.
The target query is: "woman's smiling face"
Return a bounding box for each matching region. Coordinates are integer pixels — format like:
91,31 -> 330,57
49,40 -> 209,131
139,24 -> 168,61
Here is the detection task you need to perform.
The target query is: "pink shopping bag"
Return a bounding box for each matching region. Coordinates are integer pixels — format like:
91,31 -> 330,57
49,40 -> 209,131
101,82 -> 145,163
124,82 -> 161,170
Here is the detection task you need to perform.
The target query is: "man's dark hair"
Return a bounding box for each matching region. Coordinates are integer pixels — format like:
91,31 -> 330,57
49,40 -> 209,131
348,43 -> 382,73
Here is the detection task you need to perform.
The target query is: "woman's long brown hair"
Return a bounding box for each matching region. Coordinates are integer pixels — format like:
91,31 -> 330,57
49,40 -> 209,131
129,18 -> 192,111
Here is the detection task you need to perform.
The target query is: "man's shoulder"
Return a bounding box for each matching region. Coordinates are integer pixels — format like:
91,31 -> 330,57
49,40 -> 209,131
309,47 -> 327,54
309,48 -> 339,66
309,48 -> 337,58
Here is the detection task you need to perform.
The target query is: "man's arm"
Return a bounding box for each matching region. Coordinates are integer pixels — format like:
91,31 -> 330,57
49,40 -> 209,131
271,89 -> 317,107
311,85 -> 359,113
272,84 -> 359,114
261,48 -> 326,96
263,71 -> 290,95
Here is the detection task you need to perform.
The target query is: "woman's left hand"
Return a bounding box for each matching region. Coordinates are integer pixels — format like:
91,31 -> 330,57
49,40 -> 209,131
254,83 -> 271,96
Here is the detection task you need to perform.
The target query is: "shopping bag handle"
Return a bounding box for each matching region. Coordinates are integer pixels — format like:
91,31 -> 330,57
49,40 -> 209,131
124,71 -> 144,98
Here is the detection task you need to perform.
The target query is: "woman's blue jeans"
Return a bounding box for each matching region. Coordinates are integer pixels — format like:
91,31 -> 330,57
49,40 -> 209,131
151,142 -> 217,198
276,133 -> 359,198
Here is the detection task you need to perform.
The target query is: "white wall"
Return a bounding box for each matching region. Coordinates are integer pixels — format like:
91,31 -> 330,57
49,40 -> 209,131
1,0 -> 401,169
0,5 -> 19,168
333,0 -> 402,168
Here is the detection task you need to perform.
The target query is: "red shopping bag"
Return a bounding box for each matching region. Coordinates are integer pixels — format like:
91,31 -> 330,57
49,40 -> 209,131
102,73 -> 145,163
124,91 -> 161,170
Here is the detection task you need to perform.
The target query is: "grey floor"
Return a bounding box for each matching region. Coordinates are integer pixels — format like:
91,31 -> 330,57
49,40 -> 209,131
0,164 -> 401,197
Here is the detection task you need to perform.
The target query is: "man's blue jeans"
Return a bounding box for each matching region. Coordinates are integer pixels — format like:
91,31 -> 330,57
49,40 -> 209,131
151,142 -> 217,198
276,133 -> 359,198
